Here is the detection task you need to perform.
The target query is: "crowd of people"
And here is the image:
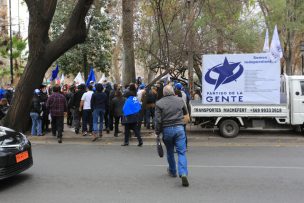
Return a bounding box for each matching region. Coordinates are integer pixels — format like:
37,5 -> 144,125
27,79 -> 201,143
1,79 -> 202,187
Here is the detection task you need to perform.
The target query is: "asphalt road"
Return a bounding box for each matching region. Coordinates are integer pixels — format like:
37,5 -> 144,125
1,143 -> 304,203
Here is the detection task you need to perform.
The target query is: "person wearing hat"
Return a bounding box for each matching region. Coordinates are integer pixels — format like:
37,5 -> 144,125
30,89 -> 43,136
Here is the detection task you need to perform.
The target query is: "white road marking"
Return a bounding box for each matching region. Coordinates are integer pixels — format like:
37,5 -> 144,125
144,165 -> 304,170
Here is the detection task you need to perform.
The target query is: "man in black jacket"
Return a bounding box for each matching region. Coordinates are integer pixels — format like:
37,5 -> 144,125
91,83 -> 108,141
72,84 -> 86,134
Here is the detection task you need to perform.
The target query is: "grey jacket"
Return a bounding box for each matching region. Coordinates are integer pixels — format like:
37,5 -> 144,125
155,95 -> 188,135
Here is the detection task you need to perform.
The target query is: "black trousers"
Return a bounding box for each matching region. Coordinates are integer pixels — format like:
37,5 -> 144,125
51,116 -> 64,138
42,110 -> 49,132
124,122 -> 142,144
114,116 -> 121,133
104,109 -> 109,129
82,109 -> 93,132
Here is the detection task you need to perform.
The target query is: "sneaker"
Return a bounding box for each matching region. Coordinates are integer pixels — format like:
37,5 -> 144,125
58,138 -> 62,144
181,175 -> 189,187
82,132 -> 87,136
167,168 -> 177,178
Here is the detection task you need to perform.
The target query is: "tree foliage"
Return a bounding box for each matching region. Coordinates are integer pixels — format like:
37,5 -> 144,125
0,35 -> 27,79
50,0 -> 112,77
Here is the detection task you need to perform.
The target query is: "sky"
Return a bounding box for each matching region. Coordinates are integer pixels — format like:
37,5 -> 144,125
10,0 -> 29,38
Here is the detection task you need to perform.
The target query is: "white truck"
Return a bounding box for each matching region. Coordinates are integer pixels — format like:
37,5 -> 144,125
190,75 -> 304,138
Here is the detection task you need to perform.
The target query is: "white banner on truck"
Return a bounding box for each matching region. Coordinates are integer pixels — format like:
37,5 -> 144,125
202,53 -> 280,104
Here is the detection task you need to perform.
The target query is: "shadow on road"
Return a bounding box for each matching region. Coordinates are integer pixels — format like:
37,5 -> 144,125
0,174 -> 32,192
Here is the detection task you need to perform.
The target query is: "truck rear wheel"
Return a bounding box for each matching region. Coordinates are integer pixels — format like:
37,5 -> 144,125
219,119 -> 240,138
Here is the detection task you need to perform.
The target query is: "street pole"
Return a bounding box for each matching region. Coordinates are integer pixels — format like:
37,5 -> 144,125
9,0 -> 13,84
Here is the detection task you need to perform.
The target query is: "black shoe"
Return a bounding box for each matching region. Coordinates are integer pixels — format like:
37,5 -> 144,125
106,128 -> 110,134
75,129 -> 79,134
137,142 -> 143,147
121,143 -> 129,146
58,138 -> 62,144
114,133 -> 118,137
181,175 -> 189,187
117,130 -> 123,133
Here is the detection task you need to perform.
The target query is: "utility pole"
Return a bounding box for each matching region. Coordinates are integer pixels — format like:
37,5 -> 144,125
18,0 -> 20,35
187,0 -> 194,95
9,0 -> 13,84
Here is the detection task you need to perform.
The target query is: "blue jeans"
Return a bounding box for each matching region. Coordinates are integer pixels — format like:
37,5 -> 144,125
162,125 -> 188,176
30,112 -> 42,135
93,108 -> 105,133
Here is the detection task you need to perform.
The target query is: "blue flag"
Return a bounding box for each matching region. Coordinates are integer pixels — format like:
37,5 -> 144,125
50,65 -> 59,81
123,96 -> 141,116
86,67 -> 96,87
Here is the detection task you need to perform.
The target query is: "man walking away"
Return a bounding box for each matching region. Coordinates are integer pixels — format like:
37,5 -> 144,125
72,84 -> 86,134
155,85 -> 189,187
91,83 -> 108,141
46,85 -> 67,143
80,85 -> 94,136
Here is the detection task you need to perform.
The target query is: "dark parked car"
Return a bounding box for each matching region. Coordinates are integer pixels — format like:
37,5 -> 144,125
0,126 -> 33,180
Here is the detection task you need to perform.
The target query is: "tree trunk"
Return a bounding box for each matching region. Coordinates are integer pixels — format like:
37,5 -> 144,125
111,18 -> 123,84
1,0 -> 94,131
122,0 -> 135,85
83,52 -> 88,81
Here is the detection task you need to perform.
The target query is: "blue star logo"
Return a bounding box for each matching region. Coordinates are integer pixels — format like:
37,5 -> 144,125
205,57 -> 244,91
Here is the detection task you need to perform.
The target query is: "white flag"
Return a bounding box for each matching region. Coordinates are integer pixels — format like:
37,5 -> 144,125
60,73 -> 65,84
74,72 -> 85,85
98,73 -> 107,84
161,73 -> 171,84
270,25 -> 283,62
263,29 -> 270,52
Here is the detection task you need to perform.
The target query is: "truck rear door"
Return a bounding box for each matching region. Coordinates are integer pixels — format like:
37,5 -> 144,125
291,78 -> 304,125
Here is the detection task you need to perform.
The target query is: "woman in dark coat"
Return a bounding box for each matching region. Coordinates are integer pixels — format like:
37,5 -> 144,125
121,83 -> 143,146
111,90 -> 125,137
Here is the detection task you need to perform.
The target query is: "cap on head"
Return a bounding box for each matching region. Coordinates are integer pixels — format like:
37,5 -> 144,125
175,83 -> 182,90
34,89 -> 40,94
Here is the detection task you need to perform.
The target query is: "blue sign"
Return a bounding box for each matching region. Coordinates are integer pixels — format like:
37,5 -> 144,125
205,57 -> 243,91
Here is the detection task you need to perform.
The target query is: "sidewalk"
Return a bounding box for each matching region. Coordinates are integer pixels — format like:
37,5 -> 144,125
26,124 -> 304,146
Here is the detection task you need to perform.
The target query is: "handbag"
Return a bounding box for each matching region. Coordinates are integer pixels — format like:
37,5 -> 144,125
156,134 -> 164,158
